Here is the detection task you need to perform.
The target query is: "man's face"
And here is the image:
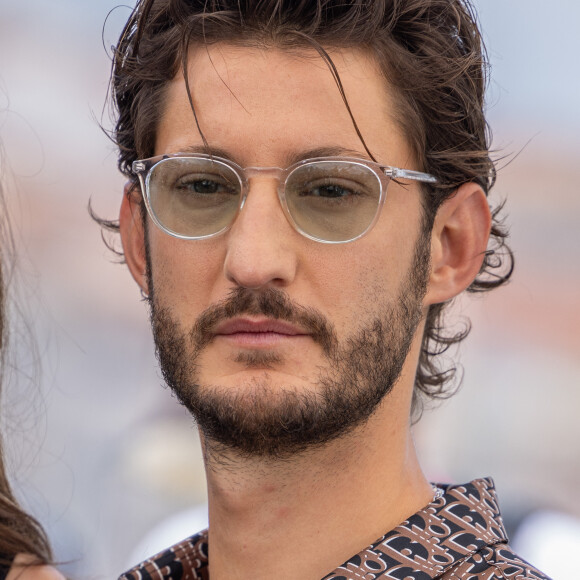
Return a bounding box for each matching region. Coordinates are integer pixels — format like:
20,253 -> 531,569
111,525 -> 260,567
136,44 -> 432,457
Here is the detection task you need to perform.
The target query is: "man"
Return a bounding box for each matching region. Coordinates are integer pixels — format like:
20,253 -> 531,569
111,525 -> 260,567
105,0 -> 548,578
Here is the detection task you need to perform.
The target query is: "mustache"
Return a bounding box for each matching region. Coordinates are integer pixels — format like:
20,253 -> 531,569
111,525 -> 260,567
190,287 -> 338,356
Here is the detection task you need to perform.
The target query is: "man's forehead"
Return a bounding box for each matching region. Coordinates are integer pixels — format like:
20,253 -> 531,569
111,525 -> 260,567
187,42 -> 382,83
173,43 -> 386,116
156,42 -> 414,169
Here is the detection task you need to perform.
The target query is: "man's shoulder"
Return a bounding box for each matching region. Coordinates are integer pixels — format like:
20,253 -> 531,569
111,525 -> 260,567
119,529 -> 208,580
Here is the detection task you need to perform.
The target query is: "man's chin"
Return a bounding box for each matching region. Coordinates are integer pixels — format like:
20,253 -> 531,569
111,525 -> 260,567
177,378 -> 341,459
189,374 -> 322,413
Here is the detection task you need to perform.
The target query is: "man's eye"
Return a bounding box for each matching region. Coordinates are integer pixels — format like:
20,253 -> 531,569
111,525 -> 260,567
186,179 -> 220,194
299,179 -> 365,200
309,184 -> 353,198
175,175 -> 235,195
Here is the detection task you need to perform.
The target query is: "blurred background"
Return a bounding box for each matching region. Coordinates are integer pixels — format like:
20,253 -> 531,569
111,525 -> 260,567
0,0 -> 578,577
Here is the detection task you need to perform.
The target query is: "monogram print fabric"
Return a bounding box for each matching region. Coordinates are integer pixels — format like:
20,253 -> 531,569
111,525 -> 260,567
121,534 -> 209,580
119,479 -> 550,580
323,478 -> 550,579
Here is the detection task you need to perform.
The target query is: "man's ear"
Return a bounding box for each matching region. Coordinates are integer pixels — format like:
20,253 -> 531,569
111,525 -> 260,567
425,182 -> 491,306
119,182 -> 149,295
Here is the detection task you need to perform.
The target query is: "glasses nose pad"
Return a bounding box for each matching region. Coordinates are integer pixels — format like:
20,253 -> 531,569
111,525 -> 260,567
237,180 -> 249,211
239,166 -> 286,211
276,178 -> 303,234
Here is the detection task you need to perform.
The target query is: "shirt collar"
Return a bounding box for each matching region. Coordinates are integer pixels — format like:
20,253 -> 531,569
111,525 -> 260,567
324,477 -> 508,579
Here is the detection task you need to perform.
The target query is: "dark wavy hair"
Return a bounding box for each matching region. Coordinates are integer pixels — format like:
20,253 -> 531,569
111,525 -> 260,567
0,175 -> 53,568
96,0 -> 513,416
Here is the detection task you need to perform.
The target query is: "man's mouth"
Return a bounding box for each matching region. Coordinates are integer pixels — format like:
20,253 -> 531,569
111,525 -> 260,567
213,317 -> 309,347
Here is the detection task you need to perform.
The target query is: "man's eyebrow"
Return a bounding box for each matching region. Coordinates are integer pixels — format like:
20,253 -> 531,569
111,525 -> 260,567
179,145 -> 232,158
175,145 -> 371,166
285,147 -> 370,165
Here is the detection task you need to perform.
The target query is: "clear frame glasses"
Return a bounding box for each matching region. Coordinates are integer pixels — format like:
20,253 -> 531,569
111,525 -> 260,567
132,153 -> 437,244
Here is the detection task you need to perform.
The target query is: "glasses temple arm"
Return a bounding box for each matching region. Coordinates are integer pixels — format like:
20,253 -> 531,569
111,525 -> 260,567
383,167 -> 438,184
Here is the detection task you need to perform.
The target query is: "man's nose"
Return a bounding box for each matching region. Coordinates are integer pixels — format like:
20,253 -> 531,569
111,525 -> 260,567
223,179 -> 299,290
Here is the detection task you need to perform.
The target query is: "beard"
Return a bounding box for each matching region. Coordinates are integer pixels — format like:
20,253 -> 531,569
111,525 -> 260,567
146,230 -> 431,459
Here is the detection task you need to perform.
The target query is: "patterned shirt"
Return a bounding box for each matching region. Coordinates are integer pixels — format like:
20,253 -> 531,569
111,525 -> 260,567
120,478 -> 550,579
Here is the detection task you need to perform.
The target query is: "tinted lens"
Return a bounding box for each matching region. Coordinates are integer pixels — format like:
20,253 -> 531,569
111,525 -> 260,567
284,161 -> 382,242
147,157 -> 242,238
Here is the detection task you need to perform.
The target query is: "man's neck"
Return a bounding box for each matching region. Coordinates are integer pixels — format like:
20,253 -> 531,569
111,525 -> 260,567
203,407 -> 432,580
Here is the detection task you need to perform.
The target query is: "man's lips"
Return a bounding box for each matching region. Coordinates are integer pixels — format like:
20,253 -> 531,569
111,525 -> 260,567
213,318 -> 309,346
